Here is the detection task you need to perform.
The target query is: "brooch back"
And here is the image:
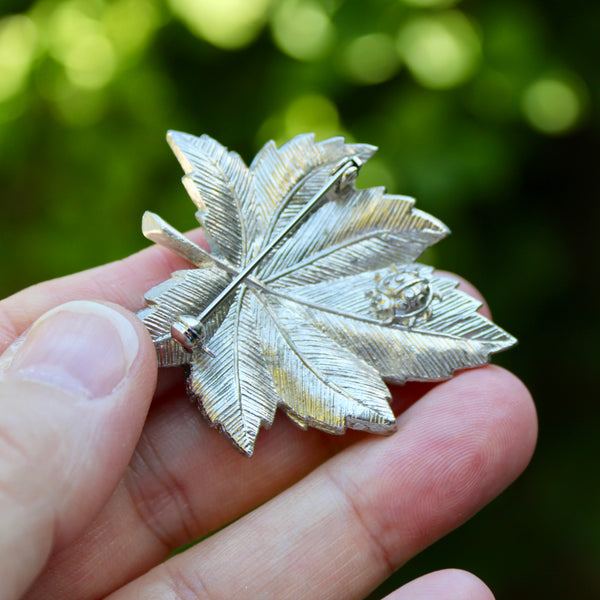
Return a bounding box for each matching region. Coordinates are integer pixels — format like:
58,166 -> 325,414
138,131 -> 516,455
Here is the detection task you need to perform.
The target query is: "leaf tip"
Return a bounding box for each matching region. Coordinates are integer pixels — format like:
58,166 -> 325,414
496,330 -> 519,352
411,207 -> 451,238
346,412 -> 397,435
220,425 -> 257,457
141,211 -> 162,240
165,129 -> 182,154
167,130 -> 196,175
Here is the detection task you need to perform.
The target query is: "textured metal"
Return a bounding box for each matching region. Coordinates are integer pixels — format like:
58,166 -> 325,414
138,131 -> 517,455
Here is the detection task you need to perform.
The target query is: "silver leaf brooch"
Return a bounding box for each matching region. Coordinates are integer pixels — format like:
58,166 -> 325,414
138,131 -> 516,456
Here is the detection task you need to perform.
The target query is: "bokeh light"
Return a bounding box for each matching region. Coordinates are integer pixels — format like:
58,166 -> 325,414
270,0 -> 334,61
284,93 -> 340,139
0,15 -> 38,102
397,11 -> 481,89
168,0 -> 273,49
44,1 -> 115,89
522,75 -> 585,135
341,33 -> 400,85
257,93 -> 340,146
103,0 -> 161,60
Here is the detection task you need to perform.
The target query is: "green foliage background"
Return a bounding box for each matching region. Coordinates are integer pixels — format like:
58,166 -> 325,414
1,0 -> 598,597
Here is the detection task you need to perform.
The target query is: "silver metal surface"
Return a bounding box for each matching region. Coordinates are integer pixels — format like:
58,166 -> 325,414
138,131 -> 516,456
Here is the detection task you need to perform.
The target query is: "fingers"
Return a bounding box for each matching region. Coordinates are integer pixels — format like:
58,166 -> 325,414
26,398 -> 348,600
105,366 -> 536,600
383,569 -> 494,600
0,301 -> 156,600
28,364 -> 533,600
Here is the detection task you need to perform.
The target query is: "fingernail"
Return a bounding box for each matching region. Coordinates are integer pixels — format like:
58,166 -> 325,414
7,301 -> 139,399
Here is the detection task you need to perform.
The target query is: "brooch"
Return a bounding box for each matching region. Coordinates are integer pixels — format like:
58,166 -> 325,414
138,132 -> 516,455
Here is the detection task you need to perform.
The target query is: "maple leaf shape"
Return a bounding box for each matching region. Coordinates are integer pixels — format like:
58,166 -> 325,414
138,132 -> 516,455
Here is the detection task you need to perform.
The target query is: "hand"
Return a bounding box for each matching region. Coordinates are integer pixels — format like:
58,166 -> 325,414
0,237 -> 537,600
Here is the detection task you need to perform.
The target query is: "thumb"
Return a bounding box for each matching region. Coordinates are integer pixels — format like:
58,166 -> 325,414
0,300 -> 157,600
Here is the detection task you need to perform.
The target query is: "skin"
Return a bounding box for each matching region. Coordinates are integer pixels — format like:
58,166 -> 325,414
0,234 -> 537,600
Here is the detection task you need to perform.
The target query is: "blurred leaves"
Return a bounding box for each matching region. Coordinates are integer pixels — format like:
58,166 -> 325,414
0,0 -> 598,598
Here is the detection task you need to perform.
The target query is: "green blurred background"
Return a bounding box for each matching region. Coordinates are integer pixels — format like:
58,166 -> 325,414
1,0 -> 598,597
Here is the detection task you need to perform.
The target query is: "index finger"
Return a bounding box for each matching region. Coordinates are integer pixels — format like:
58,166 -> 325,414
0,230 -> 209,354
